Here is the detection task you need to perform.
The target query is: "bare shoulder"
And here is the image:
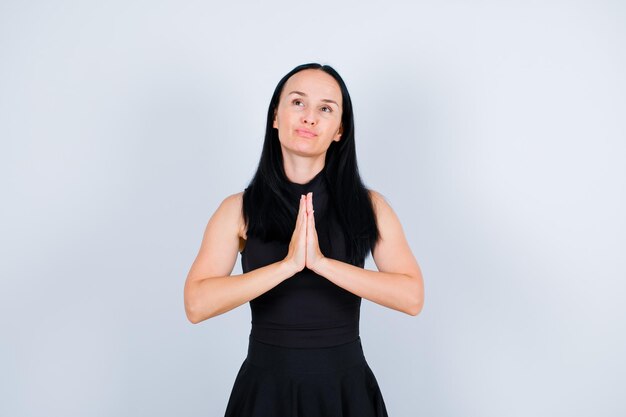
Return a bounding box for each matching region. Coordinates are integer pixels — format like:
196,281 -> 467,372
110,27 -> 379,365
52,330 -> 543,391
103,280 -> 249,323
220,191 -> 247,240
221,191 -> 244,208
367,189 -> 393,215
367,188 -> 403,238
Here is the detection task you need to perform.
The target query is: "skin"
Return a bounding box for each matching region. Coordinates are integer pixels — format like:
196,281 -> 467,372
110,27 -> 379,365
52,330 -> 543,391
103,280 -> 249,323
184,69 -> 424,324
273,69 -> 343,185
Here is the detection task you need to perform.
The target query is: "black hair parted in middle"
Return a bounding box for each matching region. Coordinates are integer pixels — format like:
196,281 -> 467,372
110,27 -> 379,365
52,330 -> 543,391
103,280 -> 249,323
241,63 -> 380,267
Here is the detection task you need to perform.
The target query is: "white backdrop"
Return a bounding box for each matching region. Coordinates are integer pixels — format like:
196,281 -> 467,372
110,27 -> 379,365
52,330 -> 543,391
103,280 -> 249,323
1,1 -> 625,416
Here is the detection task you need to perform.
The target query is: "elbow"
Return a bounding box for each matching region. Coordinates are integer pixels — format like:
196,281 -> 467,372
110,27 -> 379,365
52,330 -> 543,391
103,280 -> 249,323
186,299 -> 216,324
185,300 -> 201,324
407,299 -> 424,316
184,288 -> 208,324
406,276 -> 424,316
184,286 -> 198,323
186,303 -> 212,324
185,294 -> 219,324
186,311 -> 200,324
184,279 -> 222,324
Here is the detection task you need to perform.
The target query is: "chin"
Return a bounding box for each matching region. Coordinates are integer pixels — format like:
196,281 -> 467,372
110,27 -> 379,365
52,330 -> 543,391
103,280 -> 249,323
286,145 -> 320,157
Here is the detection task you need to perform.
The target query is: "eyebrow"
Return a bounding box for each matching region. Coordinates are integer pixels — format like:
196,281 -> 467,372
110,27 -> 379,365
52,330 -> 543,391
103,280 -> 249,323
287,90 -> 339,107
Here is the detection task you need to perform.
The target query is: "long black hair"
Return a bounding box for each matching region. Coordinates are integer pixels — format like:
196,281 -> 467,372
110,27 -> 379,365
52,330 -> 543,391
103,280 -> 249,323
242,63 -> 380,267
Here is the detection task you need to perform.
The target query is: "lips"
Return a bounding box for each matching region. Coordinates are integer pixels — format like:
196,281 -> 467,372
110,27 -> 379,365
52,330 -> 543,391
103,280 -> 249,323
295,128 -> 317,138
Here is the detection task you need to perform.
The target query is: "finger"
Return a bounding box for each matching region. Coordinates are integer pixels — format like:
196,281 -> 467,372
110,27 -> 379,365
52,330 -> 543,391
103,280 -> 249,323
299,194 -> 306,213
294,195 -> 303,233
308,202 -> 315,231
300,195 -> 307,228
307,192 -> 313,214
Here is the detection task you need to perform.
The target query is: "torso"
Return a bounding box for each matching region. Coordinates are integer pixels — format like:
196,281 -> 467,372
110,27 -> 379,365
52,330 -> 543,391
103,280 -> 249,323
238,170 -> 363,348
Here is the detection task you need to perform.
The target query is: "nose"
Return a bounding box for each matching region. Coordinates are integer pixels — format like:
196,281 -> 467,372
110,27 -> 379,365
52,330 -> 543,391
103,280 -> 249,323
301,109 -> 317,126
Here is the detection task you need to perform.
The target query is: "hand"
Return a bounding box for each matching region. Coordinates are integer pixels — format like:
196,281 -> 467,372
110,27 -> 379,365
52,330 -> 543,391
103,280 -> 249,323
305,192 -> 326,272
283,194 -> 307,274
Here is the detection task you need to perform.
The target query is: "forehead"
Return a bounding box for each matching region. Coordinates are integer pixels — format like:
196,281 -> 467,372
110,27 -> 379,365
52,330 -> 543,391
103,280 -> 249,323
282,69 -> 342,105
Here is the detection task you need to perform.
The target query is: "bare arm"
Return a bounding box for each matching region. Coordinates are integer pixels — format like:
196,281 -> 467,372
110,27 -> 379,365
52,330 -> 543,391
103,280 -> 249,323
183,193 -> 297,324
310,190 -> 424,316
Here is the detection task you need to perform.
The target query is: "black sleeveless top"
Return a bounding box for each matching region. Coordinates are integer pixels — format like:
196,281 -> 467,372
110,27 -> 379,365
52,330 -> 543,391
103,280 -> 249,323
240,169 -> 363,348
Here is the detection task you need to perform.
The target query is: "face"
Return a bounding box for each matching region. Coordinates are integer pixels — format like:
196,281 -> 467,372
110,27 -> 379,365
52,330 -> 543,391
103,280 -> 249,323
273,69 -> 343,157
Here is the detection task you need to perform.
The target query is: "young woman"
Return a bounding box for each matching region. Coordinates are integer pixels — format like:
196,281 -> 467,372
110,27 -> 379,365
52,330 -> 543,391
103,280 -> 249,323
184,63 -> 424,416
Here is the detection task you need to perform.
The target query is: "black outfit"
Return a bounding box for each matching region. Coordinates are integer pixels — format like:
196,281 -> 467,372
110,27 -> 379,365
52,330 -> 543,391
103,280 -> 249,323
224,169 -> 389,417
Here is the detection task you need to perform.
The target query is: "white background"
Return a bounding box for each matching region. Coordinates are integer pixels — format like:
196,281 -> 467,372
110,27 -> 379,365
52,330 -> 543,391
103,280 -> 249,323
1,1 -> 625,416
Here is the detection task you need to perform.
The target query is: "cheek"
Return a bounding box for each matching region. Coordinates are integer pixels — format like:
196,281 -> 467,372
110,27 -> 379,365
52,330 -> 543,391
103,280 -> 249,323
275,108 -> 288,124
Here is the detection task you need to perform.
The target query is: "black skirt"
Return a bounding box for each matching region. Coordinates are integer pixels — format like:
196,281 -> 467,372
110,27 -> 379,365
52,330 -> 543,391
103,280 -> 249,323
224,335 -> 389,417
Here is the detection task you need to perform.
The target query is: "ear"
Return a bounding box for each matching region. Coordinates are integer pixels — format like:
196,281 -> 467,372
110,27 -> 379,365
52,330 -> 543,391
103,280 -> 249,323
334,124 -> 343,141
272,109 -> 278,129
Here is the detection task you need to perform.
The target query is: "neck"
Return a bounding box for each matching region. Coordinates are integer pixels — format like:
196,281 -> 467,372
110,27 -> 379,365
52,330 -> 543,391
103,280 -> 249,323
282,155 -> 325,185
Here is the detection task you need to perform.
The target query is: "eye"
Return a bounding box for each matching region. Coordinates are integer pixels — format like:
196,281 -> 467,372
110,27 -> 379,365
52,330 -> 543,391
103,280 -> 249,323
321,106 -> 332,113
292,99 -> 304,106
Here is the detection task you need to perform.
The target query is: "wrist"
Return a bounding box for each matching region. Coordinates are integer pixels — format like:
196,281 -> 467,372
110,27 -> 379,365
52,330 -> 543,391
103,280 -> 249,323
279,258 -> 299,278
311,256 -> 329,275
